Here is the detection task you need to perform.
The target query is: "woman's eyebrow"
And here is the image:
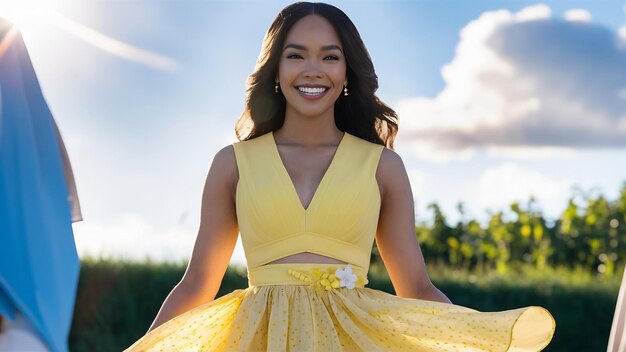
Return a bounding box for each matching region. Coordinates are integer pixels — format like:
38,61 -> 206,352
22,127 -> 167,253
283,43 -> 343,52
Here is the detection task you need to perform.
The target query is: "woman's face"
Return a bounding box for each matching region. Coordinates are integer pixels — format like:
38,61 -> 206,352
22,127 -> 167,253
278,14 -> 347,120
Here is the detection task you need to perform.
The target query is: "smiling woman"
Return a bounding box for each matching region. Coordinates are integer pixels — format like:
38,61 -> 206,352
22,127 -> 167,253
123,2 -> 555,351
277,15 -> 347,120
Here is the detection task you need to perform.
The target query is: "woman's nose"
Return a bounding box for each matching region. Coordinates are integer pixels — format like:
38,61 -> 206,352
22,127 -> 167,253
303,70 -> 323,79
302,61 -> 324,79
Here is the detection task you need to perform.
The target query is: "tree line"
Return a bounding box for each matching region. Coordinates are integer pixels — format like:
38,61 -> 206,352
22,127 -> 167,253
372,183 -> 626,276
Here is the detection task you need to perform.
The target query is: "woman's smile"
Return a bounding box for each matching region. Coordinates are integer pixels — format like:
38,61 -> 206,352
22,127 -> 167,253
295,85 -> 329,100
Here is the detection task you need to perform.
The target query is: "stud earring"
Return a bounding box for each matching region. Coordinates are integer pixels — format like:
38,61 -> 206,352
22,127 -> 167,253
343,85 -> 348,96
275,82 -> 279,93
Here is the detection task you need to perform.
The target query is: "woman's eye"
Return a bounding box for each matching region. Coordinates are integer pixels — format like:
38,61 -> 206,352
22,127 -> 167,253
285,54 -> 339,60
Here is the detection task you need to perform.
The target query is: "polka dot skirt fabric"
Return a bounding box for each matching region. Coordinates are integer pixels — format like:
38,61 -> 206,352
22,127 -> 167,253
124,284 -> 554,352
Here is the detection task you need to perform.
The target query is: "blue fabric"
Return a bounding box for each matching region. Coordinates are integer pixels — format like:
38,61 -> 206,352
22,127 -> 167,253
0,22 -> 80,352
0,284 -> 15,318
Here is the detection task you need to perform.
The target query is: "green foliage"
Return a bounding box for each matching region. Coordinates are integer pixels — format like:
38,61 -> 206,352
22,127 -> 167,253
380,183 -> 626,277
69,257 -> 248,352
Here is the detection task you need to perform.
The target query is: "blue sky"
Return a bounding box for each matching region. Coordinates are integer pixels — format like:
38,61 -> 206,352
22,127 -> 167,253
3,0 -> 626,265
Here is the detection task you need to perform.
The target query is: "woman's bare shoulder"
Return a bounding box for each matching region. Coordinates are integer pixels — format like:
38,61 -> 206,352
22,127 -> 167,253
375,147 -> 407,199
208,144 -> 239,198
380,147 -> 403,166
213,144 -> 236,166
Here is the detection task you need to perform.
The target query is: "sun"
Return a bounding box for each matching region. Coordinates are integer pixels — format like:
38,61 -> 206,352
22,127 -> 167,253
0,0 -> 178,71
0,0 -> 55,32
0,0 -> 69,58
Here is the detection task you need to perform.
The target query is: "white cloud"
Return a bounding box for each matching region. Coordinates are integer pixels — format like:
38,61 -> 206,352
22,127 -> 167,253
73,213 -> 195,262
619,116 -> 626,132
564,9 -> 592,23
72,210 -> 242,265
396,4 -> 626,162
514,4 -> 551,22
485,146 -> 576,159
467,162 -> 573,214
73,212 -> 248,265
619,26 -> 626,42
394,134 -> 476,163
407,169 -> 428,197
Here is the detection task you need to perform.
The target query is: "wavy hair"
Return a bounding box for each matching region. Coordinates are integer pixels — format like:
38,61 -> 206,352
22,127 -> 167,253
235,2 -> 398,149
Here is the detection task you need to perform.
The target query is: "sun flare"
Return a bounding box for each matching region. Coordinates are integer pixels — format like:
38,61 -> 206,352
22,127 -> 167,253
0,0 -> 54,32
0,0 -> 178,71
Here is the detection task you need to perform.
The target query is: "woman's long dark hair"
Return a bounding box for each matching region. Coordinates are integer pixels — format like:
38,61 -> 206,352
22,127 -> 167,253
235,2 -> 398,149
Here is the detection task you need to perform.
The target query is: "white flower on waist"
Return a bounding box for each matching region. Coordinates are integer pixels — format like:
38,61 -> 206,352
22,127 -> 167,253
335,264 -> 357,289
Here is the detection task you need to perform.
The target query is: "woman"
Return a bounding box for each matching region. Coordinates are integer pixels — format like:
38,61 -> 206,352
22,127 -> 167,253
125,3 -> 555,351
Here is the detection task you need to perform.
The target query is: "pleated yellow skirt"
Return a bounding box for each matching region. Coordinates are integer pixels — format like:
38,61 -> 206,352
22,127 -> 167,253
124,264 -> 555,352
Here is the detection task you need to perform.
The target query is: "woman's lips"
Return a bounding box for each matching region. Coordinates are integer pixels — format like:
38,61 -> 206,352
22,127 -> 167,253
295,86 -> 329,100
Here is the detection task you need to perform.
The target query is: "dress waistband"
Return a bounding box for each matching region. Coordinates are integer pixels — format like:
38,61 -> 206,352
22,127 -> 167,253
247,263 -> 369,289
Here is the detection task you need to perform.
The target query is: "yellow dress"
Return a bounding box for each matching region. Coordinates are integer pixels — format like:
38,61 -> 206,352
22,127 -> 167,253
124,131 -> 555,351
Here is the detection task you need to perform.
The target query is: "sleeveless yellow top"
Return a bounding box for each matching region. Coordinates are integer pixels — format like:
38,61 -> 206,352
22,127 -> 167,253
233,131 -> 383,279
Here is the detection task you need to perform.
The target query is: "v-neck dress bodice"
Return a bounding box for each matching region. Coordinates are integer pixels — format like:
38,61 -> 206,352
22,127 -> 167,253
269,131 -> 346,212
233,131 -> 383,273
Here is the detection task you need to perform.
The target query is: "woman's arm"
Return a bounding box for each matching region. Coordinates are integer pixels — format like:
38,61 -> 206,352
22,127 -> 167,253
374,148 -> 451,304
146,145 -> 240,333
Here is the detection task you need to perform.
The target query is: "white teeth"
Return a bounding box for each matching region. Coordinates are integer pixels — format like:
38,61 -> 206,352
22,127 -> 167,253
297,86 -> 327,95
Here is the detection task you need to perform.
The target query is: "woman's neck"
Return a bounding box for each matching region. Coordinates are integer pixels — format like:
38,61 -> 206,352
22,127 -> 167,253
278,109 -> 342,146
